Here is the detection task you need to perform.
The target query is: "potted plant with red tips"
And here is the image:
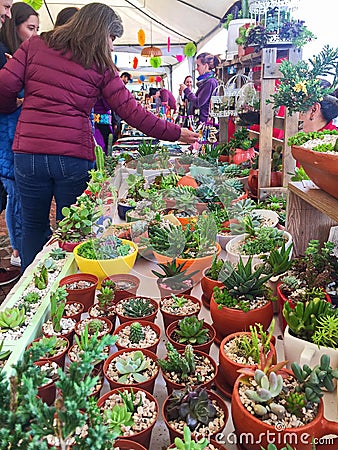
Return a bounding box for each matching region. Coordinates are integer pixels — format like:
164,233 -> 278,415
152,259 -> 197,298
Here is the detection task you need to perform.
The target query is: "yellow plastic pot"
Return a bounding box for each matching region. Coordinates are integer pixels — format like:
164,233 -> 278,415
73,239 -> 138,287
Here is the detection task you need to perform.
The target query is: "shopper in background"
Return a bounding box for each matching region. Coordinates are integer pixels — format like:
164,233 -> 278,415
0,3 -> 198,272
109,71 -> 132,143
0,2 -> 39,268
180,52 -> 220,123
54,6 -> 79,28
299,93 -> 338,132
0,0 -> 12,29
178,75 -> 194,116
159,87 -> 177,113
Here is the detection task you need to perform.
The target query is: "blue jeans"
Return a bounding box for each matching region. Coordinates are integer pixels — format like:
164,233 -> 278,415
14,153 -> 92,271
0,177 -> 22,257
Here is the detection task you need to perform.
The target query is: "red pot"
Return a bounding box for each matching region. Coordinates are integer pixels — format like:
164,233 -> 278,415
27,336 -> 70,369
200,267 -> 224,305
58,241 -> 81,252
166,320 -> 216,355
210,291 -> 273,341
218,155 -> 230,163
74,316 -> 113,340
248,168 -> 259,196
271,170 -> 282,187
115,296 -> 159,325
162,389 -> 228,442
230,147 -> 255,165
218,332 -> 277,390
59,273 -> 98,312
63,301 -> 85,322
34,359 -> 58,405
102,274 -> 140,302
232,371 -> 338,450
160,349 -> 218,394
114,439 -> 147,450
98,386 -> 158,448
157,278 -> 193,298
160,294 -> 202,329
113,319 -> 161,354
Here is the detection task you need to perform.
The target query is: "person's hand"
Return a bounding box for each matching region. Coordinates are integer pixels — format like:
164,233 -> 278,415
179,128 -> 199,144
16,98 -> 24,108
179,84 -> 187,93
5,53 -> 12,60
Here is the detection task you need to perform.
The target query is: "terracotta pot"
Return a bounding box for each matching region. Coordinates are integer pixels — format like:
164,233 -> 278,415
277,283 -> 332,332
153,243 -> 221,284
34,359 -> 58,405
63,301 -> 85,322
271,170 -> 282,187
210,292 -> 273,341
87,304 -> 116,328
59,273 -> 98,312
166,320 -> 216,355
229,189 -> 249,206
291,144 -> 338,200
231,371 -> 338,450
88,367 -> 104,400
218,155 -> 230,163
42,320 -> 76,342
114,439 -> 147,450
230,147 -> 255,165
97,386 -> 158,448
102,274 -> 140,302
27,336 -> 70,369
160,294 -> 202,329
201,267 -> 224,304
58,241 -> 82,252
113,319 -> 161,353
157,278 -> 193,298
177,175 -> 198,188
162,389 -> 228,442
115,296 -> 159,325
161,349 -> 218,394
248,168 -> 259,196
176,215 -> 198,229
74,316 -> 113,340
174,159 -> 191,174
218,332 -> 277,390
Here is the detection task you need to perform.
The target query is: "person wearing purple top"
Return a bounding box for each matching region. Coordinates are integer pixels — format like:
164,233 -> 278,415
160,88 -> 177,113
180,52 -> 220,123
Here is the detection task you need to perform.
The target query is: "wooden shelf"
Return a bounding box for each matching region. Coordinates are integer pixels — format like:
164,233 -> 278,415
286,181 -> 338,257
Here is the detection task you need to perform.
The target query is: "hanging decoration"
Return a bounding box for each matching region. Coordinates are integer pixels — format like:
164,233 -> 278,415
23,0 -> 43,10
176,54 -> 184,63
138,29 -> 146,47
150,56 -> 162,68
167,36 -> 171,53
114,54 -> 118,65
141,21 -> 162,57
133,57 -> 138,69
184,42 -> 197,57
156,76 -> 162,83
149,76 -> 155,83
139,75 -> 146,82
138,79 -> 142,84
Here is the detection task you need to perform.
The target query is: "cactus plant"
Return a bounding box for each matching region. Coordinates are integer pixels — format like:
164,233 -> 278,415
122,297 -> 155,318
129,322 -> 145,344
87,319 -> 105,335
157,342 -> 196,380
34,265 -> 48,290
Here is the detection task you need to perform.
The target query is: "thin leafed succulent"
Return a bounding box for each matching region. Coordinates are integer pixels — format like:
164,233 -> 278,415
122,298 -> 155,318
0,339 -> 11,361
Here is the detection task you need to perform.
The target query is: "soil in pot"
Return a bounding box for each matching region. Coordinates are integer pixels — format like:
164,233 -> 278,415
59,273 -> 98,312
88,303 -> 116,328
74,317 -> 113,340
160,294 -> 201,329
113,320 -> 161,353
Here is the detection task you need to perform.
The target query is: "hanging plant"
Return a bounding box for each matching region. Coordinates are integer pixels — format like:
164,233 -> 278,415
167,36 -> 171,53
184,42 -> 197,57
23,0 -> 43,10
138,29 -> 146,47
133,57 -> 138,69
150,56 -> 162,68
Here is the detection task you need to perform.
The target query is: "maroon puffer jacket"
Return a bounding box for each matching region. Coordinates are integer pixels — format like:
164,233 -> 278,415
0,36 -> 181,161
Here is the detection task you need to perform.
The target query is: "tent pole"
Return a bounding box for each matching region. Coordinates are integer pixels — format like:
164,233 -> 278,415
43,0 -> 54,26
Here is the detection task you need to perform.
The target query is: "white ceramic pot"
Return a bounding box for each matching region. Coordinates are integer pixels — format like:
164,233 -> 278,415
284,325 -> 338,370
251,209 -> 279,228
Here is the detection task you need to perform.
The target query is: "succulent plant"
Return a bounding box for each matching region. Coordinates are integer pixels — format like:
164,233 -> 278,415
166,387 -> 217,431
97,285 -> 116,309
103,403 -> 134,436
175,317 -> 209,345
0,307 -> 26,331
34,265 -> 48,290
285,392 -> 306,417
172,425 -> 209,450
206,255 -> 224,281
101,279 -> 116,289
41,258 -> 58,272
114,350 -> 150,383
246,370 -> 284,402
312,315 -> 338,349
122,297 -> 155,318
0,339 -> 11,361
23,292 -> 40,304
129,322 -> 145,344
259,241 -> 294,276
50,287 -> 68,333
152,259 -> 197,291
87,319 -> 105,334
171,294 -> 188,309
157,342 -> 196,380
49,248 -> 66,260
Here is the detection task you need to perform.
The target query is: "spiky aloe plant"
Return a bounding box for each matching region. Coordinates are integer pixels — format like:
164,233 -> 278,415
50,287 -> 68,333
122,297 -> 155,318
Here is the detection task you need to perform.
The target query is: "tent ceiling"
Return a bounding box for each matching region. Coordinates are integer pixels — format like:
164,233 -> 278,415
39,0 -> 238,70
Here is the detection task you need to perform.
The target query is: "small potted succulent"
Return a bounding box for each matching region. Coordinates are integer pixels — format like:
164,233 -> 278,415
158,343 -> 218,394
28,335 -> 70,368
200,256 -> 225,307
117,173 -> 146,220
59,272 -> 98,312
102,274 -> 140,302
62,300 -> 85,322
167,426 -> 224,450
160,293 -> 202,329
166,316 -> 216,354
74,316 -> 113,340
42,287 -> 76,340
88,282 -> 116,325
113,320 -> 161,353
115,296 -> 159,325
152,259 -> 197,298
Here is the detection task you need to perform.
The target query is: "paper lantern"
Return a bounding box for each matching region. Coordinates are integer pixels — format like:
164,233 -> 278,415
139,75 -> 146,82
23,0 -> 43,10
149,76 -> 155,83
133,57 -> 138,69
138,79 -> 142,84
138,29 -> 146,47
167,36 -> 171,53
176,54 -> 184,63
184,42 -> 197,57
156,76 -> 162,83
150,56 -> 162,68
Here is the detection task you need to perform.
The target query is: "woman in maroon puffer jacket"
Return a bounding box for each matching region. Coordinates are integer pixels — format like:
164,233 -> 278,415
0,3 -> 198,272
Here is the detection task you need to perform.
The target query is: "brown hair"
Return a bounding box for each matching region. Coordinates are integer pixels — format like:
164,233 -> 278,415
196,52 -> 221,76
0,2 -> 38,54
54,7 -> 79,28
42,3 -> 123,73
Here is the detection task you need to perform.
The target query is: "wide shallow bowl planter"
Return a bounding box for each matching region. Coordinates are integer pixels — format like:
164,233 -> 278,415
291,144 -> 338,200
153,243 -> 221,284
114,439 -> 147,450
201,267 -> 224,306
161,349 -> 218,395
103,348 -> 159,394
63,301 -> 85,322
115,296 -> 159,325
59,273 -> 98,312
74,316 -> 113,340
218,331 -> 277,390
160,294 -> 202,329
27,336 -> 70,369
166,319 -> 216,354
163,389 -> 228,442
231,371 -> 338,450
113,319 -> 161,353
210,293 -> 273,341
97,386 -> 158,448
73,239 -> 138,287
225,231 -> 292,267
102,273 -> 140,302
284,325 -> 338,370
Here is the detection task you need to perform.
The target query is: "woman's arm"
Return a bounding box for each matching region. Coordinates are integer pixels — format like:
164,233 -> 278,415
0,43 -> 26,113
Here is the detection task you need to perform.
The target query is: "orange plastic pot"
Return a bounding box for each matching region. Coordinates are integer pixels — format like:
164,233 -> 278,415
115,297 -> 159,325
102,274 -> 140,302
160,294 -> 202,329
166,320 -> 216,355
177,175 -> 198,188
98,386 -> 158,448
59,273 -> 98,312
113,319 -> 161,354
200,267 -> 224,304
232,371 -> 338,450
